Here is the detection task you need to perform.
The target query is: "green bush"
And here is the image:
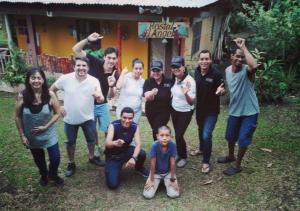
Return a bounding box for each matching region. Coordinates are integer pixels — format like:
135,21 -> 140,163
253,49 -> 299,103
4,44 -> 27,85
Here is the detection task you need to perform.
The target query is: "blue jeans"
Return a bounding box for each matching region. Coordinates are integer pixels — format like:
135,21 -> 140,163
105,146 -> 146,189
30,143 -> 60,178
197,115 -> 218,164
225,114 -> 258,148
64,120 -> 96,146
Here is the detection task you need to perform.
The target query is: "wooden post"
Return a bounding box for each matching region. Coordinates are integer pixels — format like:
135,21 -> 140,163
4,14 -> 13,49
25,15 -> 38,66
116,22 -> 122,70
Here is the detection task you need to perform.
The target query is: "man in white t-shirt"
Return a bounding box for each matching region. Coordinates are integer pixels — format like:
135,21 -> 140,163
50,57 -> 104,177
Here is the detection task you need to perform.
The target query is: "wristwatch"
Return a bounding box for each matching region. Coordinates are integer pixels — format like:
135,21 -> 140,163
170,178 -> 176,182
132,156 -> 138,162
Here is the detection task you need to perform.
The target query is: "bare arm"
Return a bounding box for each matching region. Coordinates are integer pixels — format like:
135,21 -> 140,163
72,32 -> 103,58
234,38 -> 258,74
43,91 -> 60,127
105,124 -> 116,148
132,126 -> 141,158
15,94 -> 28,146
125,126 -> 141,168
50,84 -> 66,116
170,156 -> 176,179
149,157 -> 156,181
115,67 -> 129,90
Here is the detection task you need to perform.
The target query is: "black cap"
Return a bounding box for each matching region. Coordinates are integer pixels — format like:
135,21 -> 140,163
150,60 -> 163,71
171,56 -> 185,68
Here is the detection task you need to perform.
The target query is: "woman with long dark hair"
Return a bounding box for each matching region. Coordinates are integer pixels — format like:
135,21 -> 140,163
170,56 -> 196,168
15,67 -> 63,186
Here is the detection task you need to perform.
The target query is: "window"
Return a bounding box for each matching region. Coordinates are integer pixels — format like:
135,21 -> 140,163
191,21 -> 202,56
210,16 -> 215,41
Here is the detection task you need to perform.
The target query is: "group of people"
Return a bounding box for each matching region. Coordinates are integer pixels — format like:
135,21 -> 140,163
15,32 -> 259,199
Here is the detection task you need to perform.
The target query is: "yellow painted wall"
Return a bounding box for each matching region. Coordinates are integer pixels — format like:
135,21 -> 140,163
34,16 -> 76,57
120,21 -> 148,79
15,17 -> 149,78
199,17 -> 214,52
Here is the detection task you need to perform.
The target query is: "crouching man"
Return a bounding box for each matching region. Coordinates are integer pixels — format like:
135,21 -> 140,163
104,107 -> 149,189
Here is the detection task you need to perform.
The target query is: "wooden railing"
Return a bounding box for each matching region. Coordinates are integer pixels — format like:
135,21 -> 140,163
0,50 -> 73,78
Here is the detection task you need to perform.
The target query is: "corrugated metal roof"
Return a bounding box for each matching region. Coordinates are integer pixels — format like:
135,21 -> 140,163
0,0 -> 219,8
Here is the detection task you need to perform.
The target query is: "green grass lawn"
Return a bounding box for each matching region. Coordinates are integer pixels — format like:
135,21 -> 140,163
0,91 -> 299,210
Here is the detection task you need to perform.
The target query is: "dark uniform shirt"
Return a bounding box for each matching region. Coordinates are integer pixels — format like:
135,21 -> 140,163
195,66 -> 223,119
105,120 -> 137,155
86,54 -> 118,105
143,75 -> 172,114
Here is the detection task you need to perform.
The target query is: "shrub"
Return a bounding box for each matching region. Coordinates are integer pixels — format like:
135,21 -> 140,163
4,44 -> 27,86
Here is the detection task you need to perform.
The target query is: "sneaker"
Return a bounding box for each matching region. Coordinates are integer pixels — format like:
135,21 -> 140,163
176,159 -> 188,168
49,175 -> 64,186
89,156 -> 105,167
190,149 -> 203,156
65,163 -> 76,177
136,167 -> 149,178
39,176 -> 48,187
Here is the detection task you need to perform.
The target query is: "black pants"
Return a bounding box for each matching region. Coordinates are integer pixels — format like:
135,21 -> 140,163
171,108 -> 193,159
146,109 -> 170,141
30,143 -> 60,178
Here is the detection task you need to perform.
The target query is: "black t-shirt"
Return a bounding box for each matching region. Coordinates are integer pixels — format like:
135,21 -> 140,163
86,54 -> 119,104
195,66 -> 223,118
143,75 -> 172,113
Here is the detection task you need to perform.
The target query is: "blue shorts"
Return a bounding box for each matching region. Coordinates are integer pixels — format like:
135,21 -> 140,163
64,120 -> 96,146
94,103 -> 110,133
225,114 -> 258,148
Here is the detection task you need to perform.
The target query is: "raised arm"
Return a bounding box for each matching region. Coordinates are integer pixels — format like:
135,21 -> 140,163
72,32 -> 103,58
116,67 -> 129,90
234,38 -> 258,74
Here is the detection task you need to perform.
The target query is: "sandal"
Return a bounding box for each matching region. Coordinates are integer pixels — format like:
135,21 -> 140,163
201,164 -> 210,174
223,166 -> 242,176
217,156 -> 236,163
190,149 -> 203,156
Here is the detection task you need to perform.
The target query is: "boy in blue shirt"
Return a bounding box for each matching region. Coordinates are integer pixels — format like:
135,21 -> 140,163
143,126 -> 180,199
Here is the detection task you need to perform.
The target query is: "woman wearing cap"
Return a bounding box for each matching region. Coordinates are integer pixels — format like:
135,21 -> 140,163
116,58 -> 145,123
170,56 -> 196,168
143,60 -> 172,140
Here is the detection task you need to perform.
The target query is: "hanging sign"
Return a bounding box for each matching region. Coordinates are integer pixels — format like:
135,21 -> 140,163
138,22 -> 188,39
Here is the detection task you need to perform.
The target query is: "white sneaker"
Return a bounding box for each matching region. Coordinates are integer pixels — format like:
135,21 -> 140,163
176,159 -> 187,168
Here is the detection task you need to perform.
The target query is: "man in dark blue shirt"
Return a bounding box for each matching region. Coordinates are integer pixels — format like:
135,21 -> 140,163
104,107 -> 148,189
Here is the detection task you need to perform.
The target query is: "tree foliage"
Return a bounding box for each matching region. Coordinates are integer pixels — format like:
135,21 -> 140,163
237,0 -> 300,63
228,0 -> 300,103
